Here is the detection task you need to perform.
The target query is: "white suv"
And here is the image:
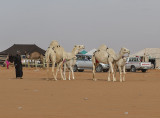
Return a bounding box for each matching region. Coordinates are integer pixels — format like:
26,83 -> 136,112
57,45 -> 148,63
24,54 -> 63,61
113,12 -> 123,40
73,54 -> 109,72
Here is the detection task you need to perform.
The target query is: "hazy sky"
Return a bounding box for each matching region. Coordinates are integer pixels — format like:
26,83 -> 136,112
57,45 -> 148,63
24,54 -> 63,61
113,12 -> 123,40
0,0 -> 160,53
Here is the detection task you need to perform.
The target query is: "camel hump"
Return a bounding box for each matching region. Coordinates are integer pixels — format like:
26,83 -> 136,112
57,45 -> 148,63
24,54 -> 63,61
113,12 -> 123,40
29,52 -> 42,59
98,44 -> 108,51
107,48 -> 116,55
31,52 -> 40,55
49,40 -> 59,48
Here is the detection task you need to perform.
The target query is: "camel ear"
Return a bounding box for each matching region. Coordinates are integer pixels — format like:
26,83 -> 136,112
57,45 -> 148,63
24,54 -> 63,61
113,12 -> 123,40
74,45 -> 77,47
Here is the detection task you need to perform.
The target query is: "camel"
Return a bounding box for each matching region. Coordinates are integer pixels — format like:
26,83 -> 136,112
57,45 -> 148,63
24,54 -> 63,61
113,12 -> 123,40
25,52 -> 44,66
107,48 -> 130,82
92,45 -> 130,82
45,40 -> 62,80
45,40 -> 79,81
63,45 -> 85,80
114,57 -> 127,82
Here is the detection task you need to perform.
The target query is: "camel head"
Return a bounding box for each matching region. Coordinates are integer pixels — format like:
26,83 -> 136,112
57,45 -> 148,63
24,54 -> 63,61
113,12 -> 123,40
120,47 -> 130,56
74,45 -> 85,52
49,40 -> 59,48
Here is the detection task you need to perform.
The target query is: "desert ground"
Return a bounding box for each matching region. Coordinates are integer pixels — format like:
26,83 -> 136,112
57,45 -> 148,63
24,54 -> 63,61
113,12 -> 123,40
0,66 -> 160,118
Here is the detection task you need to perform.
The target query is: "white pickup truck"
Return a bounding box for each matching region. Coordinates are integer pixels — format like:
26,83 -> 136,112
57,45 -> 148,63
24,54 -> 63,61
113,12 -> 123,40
125,57 -> 151,72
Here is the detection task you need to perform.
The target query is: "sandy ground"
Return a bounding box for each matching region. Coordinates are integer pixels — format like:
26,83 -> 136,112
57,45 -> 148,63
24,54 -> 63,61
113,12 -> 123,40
0,66 -> 160,118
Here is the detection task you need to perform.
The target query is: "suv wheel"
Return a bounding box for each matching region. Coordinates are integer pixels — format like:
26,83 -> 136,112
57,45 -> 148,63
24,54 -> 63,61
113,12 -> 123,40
96,64 -> 103,72
103,69 -> 109,72
131,66 -> 136,72
78,69 -> 84,72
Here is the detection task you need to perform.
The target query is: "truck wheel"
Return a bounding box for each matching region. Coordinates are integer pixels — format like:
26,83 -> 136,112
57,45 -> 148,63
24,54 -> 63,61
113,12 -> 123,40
141,69 -> 147,73
96,64 -> 103,72
73,65 -> 78,72
131,66 -> 136,72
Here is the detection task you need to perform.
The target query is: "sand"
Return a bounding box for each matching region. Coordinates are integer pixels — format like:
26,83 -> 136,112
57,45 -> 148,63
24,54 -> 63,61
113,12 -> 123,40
0,67 -> 160,118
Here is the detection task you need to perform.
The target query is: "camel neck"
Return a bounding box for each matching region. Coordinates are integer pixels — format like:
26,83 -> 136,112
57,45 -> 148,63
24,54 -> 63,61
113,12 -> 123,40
114,50 -> 124,61
72,48 -> 79,56
117,50 -> 124,59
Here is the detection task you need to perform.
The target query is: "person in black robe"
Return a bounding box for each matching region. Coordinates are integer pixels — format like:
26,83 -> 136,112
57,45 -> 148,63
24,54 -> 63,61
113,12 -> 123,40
14,51 -> 23,79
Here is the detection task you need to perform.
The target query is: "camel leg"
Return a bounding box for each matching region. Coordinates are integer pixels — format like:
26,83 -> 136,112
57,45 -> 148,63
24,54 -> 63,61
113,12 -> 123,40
70,66 -> 75,80
114,65 -> 117,81
92,56 -> 97,81
55,62 -> 64,80
123,66 -> 126,82
59,62 -> 64,80
68,68 -> 71,80
119,66 -> 122,82
92,63 -> 97,81
107,68 -> 111,81
51,62 -> 56,81
63,63 -> 67,80
109,62 -> 116,82
46,62 -> 50,81
55,63 -> 60,81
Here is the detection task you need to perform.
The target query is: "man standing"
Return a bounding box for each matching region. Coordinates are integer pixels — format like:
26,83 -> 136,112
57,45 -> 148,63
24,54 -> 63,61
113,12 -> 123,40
14,51 -> 23,79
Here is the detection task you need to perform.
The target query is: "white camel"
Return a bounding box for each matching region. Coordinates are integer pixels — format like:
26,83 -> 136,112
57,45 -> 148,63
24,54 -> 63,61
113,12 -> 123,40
63,45 -> 85,80
92,45 -> 130,82
45,40 -> 79,81
45,40 -> 63,80
114,57 -> 127,82
107,48 -> 130,82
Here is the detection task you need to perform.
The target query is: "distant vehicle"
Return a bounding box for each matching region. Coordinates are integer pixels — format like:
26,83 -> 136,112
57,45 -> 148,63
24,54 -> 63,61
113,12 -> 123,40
125,57 -> 151,72
73,54 -> 109,72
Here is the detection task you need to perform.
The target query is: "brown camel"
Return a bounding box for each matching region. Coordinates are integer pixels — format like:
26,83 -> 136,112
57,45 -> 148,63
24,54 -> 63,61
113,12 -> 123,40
25,51 -> 44,67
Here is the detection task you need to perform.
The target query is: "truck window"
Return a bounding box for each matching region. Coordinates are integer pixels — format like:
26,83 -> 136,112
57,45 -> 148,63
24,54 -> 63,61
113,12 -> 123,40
129,58 -> 132,62
77,55 -> 82,60
136,58 -> 139,62
133,58 -> 137,62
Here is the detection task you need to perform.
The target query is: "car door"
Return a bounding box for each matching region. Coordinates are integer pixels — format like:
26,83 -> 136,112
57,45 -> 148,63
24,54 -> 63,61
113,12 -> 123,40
76,55 -> 84,68
82,55 -> 92,69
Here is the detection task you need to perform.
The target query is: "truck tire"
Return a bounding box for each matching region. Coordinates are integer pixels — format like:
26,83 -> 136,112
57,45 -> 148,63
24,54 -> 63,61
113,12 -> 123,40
96,64 -> 103,72
141,69 -> 147,73
131,66 -> 136,72
73,65 -> 78,72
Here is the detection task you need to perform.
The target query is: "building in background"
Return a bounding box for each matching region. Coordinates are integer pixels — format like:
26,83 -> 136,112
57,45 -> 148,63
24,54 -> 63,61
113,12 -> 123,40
0,44 -> 45,65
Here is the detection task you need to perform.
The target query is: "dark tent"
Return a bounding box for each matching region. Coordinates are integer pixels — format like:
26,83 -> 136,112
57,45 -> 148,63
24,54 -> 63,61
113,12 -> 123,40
0,44 -> 46,56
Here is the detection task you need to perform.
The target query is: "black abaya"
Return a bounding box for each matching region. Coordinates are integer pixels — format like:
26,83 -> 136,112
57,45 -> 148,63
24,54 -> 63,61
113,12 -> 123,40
14,54 -> 23,78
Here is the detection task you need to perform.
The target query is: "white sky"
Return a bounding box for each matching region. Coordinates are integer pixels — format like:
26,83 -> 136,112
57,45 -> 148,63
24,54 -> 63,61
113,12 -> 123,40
0,0 -> 160,54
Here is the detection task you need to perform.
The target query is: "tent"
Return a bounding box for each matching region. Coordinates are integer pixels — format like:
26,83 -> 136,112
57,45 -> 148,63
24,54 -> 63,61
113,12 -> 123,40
86,49 -> 97,55
79,50 -> 87,54
0,44 -> 46,56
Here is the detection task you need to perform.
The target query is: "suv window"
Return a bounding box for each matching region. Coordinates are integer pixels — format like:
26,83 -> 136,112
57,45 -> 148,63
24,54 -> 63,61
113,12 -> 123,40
84,56 -> 91,61
76,55 -> 92,61
76,55 -> 83,60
